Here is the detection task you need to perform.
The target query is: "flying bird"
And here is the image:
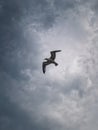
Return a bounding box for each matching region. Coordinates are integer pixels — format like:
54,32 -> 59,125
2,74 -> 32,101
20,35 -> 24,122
42,50 -> 61,73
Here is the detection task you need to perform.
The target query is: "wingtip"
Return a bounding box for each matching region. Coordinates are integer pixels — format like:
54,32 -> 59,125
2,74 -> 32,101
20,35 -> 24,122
51,50 -> 62,52
56,50 -> 62,52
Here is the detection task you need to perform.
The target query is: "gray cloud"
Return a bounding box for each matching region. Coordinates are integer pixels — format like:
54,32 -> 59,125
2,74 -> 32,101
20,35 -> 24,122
0,0 -> 98,130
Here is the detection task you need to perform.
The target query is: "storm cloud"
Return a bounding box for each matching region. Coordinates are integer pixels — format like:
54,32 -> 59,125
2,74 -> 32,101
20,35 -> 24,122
0,0 -> 98,130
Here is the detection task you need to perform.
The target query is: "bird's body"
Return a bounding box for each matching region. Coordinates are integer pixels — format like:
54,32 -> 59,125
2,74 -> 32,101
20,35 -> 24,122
42,50 -> 61,73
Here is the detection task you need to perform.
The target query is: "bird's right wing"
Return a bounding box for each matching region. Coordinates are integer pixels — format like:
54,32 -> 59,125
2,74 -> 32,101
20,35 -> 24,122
50,50 -> 61,60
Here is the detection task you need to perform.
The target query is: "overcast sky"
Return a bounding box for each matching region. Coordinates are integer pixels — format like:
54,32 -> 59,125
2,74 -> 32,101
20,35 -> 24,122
0,0 -> 98,130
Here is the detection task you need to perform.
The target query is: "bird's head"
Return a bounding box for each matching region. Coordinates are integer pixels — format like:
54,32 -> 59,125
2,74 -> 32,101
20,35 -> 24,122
44,58 -> 48,61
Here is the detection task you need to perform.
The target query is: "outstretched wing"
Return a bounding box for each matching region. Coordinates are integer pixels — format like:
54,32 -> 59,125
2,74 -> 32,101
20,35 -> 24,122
42,61 -> 50,74
50,50 -> 61,60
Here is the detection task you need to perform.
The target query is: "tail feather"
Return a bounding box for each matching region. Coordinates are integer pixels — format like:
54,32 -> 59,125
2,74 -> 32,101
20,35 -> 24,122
55,63 -> 58,66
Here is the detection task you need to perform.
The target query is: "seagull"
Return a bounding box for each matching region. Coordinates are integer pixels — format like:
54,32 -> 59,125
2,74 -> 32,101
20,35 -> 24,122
42,50 -> 61,73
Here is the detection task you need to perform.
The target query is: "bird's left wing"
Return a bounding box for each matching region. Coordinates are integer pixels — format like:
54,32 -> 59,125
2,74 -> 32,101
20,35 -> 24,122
42,61 -> 50,73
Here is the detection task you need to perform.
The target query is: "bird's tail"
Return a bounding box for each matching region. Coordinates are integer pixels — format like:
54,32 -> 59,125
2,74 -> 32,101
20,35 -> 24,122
54,62 -> 58,66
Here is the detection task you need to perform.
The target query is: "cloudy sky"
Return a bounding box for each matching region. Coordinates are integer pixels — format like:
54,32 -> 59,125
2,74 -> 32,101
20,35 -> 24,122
0,0 -> 98,130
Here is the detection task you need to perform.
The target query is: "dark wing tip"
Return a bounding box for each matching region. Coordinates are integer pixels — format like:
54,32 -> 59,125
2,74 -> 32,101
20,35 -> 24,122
56,50 -> 61,52
42,62 -> 46,74
51,50 -> 61,52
